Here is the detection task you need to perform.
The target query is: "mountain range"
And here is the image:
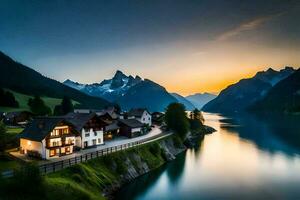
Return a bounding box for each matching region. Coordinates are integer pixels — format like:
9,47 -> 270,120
171,93 -> 195,110
250,68 -> 300,113
202,67 -> 296,113
0,51 -> 110,109
185,93 -> 217,109
64,71 -> 179,111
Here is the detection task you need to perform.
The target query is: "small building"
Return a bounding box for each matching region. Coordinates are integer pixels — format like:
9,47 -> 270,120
4,111 -> 33,126
64,112 -> 104,148
127,108 -> 152,126
151,112 -> 164,125
103,121 -> 120,140
19,117 -> 79,159
118,119 -> 145,138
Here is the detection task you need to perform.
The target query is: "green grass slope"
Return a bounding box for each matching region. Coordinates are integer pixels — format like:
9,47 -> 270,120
0,51 -> 111,109
0,89 -> 79,112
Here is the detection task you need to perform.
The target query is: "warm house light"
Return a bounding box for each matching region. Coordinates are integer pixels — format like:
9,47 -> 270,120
27,141 -> 32,146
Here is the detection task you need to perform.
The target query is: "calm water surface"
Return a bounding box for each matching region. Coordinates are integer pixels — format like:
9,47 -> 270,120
115,112 -> 300,200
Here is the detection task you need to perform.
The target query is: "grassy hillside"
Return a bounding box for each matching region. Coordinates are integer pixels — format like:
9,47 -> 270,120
0,89 -> 79,113
0,51 -> 111,109
0,139 -> 172,200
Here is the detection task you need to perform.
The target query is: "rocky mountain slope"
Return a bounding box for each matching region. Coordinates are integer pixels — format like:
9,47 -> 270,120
171,93 -> 195,110
250,68 -> 300,113
202,67 -> 296,113
64,71 -> 177,111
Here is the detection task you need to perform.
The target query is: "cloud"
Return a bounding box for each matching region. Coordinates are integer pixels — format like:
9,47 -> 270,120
217,13 -> 283,41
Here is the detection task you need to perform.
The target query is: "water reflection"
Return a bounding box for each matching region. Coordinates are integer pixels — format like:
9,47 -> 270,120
115,113 -> 300,200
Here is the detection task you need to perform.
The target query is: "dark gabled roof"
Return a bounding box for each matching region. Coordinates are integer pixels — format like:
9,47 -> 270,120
105,121 -> 120,131
118,119 -> 144,128
19,117 -> 72,142
127,108 -> 149,118
64,112 -> 97,132
97,108 -> 119,119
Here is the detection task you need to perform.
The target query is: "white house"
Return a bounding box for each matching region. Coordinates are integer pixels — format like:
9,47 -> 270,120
127,108 -> 152,126
64,112 -> 104,148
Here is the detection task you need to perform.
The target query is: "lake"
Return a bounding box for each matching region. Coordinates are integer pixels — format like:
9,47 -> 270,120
115,112 -> 300,200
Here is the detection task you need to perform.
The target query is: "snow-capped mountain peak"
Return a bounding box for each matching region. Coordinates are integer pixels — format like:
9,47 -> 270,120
63,70 -> 143,101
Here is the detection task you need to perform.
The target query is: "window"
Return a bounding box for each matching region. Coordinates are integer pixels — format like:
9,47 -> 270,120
51,129 -> 60,136
85,133 -> 90,137
66,147 -> 70,154
50,149 -> 55,157
61,147 -> 65,154
92,139 -> 96,145
84,141 -> 88,147
52,141 -> 60,147
63,128 -> 69,134
94,132 -> 97,136
98,138 -> 101,144
65,138 -> 73,145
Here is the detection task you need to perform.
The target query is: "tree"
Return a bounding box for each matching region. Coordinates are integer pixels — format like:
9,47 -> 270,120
61,96 -> 74,114
190,108 -> 204,123
114,104 -> 121,114
0,120 -> 7,151
189,109 -> 204,131
164,103 -> 189,140
53,96 -> 74,116
0,88 -> 19,108
28,96 -> 51,116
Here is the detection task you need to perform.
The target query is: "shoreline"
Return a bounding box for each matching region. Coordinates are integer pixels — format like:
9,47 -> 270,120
106,125 -> 216,199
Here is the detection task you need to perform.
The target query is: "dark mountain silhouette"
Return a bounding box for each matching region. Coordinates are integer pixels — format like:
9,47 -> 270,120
250,69 -> 300,113
202,67 -> 296,113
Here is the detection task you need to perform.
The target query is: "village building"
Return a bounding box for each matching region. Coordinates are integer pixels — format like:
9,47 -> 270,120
4,111 -> 33,126
151,112 -> 164,125
103,121 -> 120,140
64,112 -> 105,148
19,117 -> 79,159
127,108 -> 152,126
118,119 -> 145,138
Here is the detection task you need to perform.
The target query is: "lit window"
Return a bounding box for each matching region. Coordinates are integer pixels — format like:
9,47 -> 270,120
50,150 -> 55,157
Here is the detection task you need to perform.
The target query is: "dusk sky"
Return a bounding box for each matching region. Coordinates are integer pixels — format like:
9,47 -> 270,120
1,0 -> 300,95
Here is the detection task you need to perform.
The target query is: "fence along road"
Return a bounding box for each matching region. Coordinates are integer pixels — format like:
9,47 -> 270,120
2,131 -> 173,178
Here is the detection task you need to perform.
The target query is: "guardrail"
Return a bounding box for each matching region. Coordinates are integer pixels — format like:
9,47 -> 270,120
2,131 -> 172,178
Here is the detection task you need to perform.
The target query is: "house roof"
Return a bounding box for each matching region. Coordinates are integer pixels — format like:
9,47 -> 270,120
118,119 -> 144,128
64,112 -> 97,132
127,108 -> 149,118
105,121 -> 120,131
97,108 -> 118,119
19,117 -> 73,142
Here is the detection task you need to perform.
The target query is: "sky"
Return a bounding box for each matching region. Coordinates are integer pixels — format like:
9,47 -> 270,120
0,0 -> 300,96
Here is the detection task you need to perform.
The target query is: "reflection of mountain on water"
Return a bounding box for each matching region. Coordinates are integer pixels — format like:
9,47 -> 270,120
219,113 -> 300,156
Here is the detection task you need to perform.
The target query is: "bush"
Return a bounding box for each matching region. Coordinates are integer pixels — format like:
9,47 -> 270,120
149,143 -> 161,156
